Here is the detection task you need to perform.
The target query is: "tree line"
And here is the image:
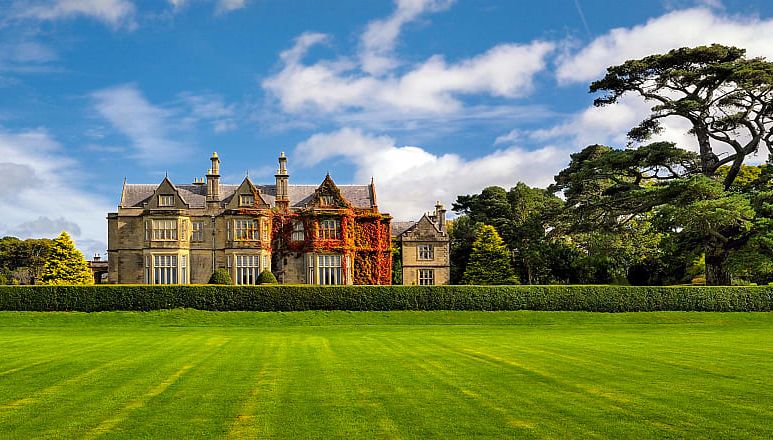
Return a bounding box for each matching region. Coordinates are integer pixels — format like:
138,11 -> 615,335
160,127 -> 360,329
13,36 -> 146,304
0,232 -> 93,285
452,44 -> 773,286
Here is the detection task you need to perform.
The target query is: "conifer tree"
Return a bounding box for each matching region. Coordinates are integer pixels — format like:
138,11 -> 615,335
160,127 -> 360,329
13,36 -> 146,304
462,224 -> 518,285
39,232 -> 94,285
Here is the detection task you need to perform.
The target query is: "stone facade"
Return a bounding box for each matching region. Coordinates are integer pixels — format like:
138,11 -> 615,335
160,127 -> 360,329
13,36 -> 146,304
107,153 -> 392,285
393,203 -> 450,285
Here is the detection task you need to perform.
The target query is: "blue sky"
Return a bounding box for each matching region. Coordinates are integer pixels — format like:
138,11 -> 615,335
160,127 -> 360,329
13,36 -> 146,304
1,0 -> 773,257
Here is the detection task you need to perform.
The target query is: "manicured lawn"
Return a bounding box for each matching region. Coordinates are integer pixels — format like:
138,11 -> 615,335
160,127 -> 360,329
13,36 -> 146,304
0,310 -> 771,439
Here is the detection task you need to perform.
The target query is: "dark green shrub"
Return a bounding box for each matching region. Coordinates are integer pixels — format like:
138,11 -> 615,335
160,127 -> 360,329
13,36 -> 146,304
0,285 -> 771,312
208,269 -> 233,285
257,270 -> 278,284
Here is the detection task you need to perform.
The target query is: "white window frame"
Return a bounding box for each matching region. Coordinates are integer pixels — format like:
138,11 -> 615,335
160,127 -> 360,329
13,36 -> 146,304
158,195 -> 174,207
418,244 -> 434,260
192,221 -> 204,242
319,219 -> 340,239
235,255 -> 260,285
234,219 -> 259,241
317,254 -> 342,285
153,254 -> 178,284
292,220 -> 305,241
152,219 -> 177,241
307,254 -> 314,284
239,194 -> 254,207
418,269 -> 434,285
320,195 -> 334,206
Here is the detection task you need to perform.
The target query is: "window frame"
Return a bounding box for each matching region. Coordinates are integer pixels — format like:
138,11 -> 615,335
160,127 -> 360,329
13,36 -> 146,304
234,219 -> 259,241
239,194 -> 255,207
418,244 -> 434,260
192,221 -> 205,242
319,219 -> 341,240
153,254 -> 178,284
158,195 -> 174,207
317,254 -> 342,285
418,268 -> 434,286
291,220 -> 305,241
320,195 -> 334,206
152,219 -> 178,241
235,255 -> 260,285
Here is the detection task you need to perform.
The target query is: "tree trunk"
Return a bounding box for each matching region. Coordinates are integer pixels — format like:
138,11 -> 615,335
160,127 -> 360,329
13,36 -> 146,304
705,253 -> 731,286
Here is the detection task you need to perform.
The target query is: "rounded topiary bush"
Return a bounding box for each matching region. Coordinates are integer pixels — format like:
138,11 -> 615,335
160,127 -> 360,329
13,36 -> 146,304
208,268 -> 233,285
257,270 -> 278,284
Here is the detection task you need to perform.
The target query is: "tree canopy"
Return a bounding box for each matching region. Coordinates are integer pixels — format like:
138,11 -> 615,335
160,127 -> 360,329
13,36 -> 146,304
39,232 -> 93,285
462,224 -> 518,285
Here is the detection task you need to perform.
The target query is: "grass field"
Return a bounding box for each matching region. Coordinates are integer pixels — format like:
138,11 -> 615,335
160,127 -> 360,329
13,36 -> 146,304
1,310 -> 772,439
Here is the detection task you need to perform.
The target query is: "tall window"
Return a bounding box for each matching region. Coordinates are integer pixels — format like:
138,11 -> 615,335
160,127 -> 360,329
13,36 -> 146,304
158,195 -> 174,207
318,254 -> 342,285
239,194 -> 254,207
292,221 -> 305,241
181,255 -> 187,284
192,221 -> 204,242
320,195 -> 334,206
154,255 -> 178,284
234,219 -> 259,240
319,219 -> 341,239
418,244 -> 434,260
235,255 -> 260,285
262,220 -> 270,241
152,219 -> 177,241
418,269 -> 434,285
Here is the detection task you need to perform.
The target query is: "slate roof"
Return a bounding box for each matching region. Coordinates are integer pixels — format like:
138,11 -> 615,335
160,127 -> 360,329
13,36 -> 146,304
391,221 -> 416,237
121,182 -> 376,209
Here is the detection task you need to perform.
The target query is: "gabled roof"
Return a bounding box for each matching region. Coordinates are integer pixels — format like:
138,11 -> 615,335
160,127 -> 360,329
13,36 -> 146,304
120,181 -> 376,209
393,214 -> 445,239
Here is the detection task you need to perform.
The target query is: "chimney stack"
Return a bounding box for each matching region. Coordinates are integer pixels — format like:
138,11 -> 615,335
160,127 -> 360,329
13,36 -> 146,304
206,152 -> 221,204
434,201 -> 446,233
275,152 -> 289,210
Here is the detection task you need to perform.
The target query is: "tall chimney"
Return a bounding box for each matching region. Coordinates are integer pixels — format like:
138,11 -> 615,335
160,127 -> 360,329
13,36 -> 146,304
275,152 -> 289,210
206,152 -> 221,204
435,201 -> 446,233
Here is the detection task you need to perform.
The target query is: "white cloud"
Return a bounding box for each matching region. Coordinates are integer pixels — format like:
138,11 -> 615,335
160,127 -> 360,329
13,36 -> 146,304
177,92 -> 237,133
263,35 -> 554,115
7,0 -> 137,29
91,83 -> 185,161
0,127 -> 112,257
556,8 -> 773,84
360,0 -> 453,75
294,128 -> 570,219
168,0 -> 247,14
216,0 -> 247,13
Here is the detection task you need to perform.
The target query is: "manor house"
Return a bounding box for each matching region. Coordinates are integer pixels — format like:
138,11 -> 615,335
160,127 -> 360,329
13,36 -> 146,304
107,153 -> 393,285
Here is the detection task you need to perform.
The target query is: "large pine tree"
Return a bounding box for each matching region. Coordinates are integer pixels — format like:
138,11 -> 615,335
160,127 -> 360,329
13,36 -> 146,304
39,232 -> 94,285
462,224 -> 518,285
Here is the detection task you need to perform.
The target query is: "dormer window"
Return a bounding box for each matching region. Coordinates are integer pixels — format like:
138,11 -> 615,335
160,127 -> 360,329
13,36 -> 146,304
158,195 -> 174,207
320,195 -> 334,206
239,194 -> 254,207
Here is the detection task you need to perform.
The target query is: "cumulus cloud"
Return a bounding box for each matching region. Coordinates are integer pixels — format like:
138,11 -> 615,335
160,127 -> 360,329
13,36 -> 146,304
0,127 -> 111,256
556,8 -> 773,84
6,0 -> 136,29
263,35 -> 554,115
294,128 -> 570,219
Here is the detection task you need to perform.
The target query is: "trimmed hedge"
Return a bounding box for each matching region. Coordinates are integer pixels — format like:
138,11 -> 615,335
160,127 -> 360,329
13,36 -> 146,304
0,285 -> 771,312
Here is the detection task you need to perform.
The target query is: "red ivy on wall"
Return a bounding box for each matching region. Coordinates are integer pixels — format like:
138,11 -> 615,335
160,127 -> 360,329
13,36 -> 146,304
268,208 -> 392,285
